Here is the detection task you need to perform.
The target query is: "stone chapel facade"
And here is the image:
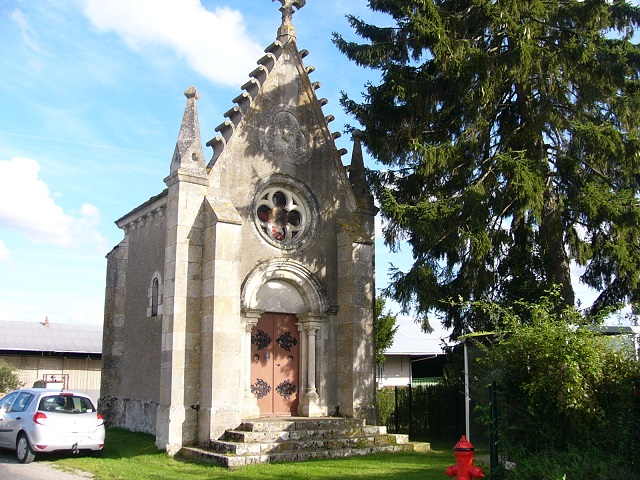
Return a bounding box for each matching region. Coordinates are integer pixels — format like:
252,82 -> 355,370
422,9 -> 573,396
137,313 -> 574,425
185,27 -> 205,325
100,1 -> 378,454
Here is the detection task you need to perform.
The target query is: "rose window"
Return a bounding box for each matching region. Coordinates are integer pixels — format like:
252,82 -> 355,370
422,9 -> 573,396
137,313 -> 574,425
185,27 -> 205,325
255,187 -> 308,246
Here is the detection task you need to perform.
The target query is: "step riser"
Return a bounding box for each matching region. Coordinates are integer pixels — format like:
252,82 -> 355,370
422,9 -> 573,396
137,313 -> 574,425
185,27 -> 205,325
238,418 -> 365,432
212,436 -> 400,455
223,425 -> 387,443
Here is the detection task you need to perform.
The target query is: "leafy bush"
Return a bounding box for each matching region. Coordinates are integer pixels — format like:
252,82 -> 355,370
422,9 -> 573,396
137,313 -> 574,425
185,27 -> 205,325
0,360 -> 21,395
504,445 -> 639,480
376,387 -> 396,429
470,292 -> 640,478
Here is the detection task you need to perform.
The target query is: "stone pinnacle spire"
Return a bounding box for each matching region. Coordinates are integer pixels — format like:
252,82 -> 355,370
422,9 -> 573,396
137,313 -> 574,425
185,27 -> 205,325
274,0 -> 306,41
349,130 -> 376,211
169,85 -> 207,177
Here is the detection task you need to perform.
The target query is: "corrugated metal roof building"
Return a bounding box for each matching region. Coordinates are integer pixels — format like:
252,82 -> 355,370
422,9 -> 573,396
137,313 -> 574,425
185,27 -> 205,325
377,317 -> 451,388
0,319 -> 102,402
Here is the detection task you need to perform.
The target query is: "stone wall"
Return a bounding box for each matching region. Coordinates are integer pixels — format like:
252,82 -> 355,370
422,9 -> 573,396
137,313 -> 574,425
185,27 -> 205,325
99,396 -> 157,434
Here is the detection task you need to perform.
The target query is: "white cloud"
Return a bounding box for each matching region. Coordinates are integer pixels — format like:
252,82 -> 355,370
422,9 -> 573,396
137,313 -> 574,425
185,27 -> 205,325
10,9 -> 41,53
0,157 -> 105,249
79,0 -> 265,87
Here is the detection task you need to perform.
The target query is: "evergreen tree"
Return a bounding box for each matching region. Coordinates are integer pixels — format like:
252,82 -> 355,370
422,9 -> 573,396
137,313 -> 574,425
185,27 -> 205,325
335,0 -> 640,337
375,297 -> 399,365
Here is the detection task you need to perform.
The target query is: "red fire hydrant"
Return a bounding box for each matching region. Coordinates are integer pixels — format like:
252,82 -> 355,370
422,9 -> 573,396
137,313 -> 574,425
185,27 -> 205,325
445,435 -> 485,480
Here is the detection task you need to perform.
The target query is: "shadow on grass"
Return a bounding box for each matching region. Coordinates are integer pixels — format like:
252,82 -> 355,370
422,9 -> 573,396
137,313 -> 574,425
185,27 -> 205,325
50,428 -> 466,480
173,451 -> 457,480
98,428 -> 160,460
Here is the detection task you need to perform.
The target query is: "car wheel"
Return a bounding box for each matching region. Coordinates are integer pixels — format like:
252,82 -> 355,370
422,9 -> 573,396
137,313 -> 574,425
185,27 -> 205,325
16,433 -> 35,464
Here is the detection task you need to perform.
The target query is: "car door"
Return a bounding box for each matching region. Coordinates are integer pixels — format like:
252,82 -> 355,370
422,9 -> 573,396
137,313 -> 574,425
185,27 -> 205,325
0,392 -> 18,447
2,392 -> 34,448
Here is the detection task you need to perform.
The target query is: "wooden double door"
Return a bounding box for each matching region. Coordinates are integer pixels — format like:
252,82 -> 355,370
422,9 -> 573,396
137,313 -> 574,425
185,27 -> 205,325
250,313 -> 300,416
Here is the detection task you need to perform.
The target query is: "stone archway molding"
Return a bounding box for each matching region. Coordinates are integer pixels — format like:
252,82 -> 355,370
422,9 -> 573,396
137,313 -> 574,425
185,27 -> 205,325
241,258 -> 329,417
241,258 -> 329,315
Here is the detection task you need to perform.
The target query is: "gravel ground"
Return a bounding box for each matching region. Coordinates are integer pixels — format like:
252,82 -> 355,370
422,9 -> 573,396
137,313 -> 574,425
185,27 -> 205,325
0,449 -> 93,480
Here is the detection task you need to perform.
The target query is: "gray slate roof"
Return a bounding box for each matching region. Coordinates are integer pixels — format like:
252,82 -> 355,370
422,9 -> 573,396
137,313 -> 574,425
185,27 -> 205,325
0,320 -> 102,355
386,317 -> 450,356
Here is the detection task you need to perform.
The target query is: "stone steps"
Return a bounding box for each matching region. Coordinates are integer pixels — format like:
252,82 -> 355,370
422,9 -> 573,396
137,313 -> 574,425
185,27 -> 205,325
178,417 -> 427,469
222,425 -> 387,444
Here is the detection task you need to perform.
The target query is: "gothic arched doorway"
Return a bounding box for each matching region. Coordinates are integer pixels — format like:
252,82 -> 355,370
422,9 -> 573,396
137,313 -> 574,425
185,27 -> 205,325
242,259 -> 329,418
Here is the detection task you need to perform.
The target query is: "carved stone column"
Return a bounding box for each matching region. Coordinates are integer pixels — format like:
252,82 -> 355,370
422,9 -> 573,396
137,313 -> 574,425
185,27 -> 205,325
297,312 -> 325,416
296,321 -> 307,393
304,324 -> 320,396
241,309 -> 263,418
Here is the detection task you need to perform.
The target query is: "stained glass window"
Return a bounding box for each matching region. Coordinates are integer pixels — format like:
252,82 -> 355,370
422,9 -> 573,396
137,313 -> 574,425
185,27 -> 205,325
255,187 -> 308,245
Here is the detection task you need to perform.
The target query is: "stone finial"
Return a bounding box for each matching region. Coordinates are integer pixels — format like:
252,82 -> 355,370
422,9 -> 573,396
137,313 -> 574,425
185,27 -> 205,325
184,85 -> 200,100
274,0 -> 306,40
275,0 -> 306,25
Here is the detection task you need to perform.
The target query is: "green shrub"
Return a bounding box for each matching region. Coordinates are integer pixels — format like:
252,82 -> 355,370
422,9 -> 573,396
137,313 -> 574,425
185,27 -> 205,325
499,444 -> 638,480
0,360 -> 21,395
469,292 -> 640,477
376,387 -> 396,429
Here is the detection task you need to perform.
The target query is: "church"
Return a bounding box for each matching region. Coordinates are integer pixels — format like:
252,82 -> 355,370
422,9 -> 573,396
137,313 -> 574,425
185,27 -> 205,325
100,1 -> 378,454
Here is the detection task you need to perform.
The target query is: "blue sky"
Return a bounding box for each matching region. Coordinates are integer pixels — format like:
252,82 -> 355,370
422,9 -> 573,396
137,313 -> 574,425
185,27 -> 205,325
0,0 -> 400,327
0,0 -> 620,332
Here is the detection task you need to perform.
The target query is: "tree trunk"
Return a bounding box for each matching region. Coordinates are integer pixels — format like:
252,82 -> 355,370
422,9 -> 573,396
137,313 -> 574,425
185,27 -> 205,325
540,180 -> 575,307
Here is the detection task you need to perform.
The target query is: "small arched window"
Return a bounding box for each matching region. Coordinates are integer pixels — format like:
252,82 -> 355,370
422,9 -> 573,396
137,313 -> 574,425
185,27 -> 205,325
151,278 -> 159,317
147,272 -> 163,318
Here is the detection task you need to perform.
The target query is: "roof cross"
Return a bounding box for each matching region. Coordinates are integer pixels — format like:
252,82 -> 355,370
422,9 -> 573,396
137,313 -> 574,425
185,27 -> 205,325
274,0 -> 306,27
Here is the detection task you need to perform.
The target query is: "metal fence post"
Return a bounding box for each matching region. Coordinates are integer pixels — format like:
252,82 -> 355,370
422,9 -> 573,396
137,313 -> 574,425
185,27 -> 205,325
408,383 -> 413,438
490,380 -> 499,471
394,386 -> 399,433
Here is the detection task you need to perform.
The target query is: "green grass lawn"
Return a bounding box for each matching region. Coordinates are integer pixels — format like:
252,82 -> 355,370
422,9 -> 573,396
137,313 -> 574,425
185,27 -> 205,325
49,429 -> 468,480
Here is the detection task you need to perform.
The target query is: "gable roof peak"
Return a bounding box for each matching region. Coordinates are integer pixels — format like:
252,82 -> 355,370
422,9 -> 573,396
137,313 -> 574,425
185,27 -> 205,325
206,41 -> 284,167
204,2 -> 346,169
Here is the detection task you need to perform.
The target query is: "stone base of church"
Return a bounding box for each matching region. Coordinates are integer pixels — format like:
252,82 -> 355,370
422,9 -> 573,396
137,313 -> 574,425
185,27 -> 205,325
156,405 -> 197,455
298,391 -> 327,417
241,394 -> 261,419
99,396 -> 157,436
352,403 -> 378,426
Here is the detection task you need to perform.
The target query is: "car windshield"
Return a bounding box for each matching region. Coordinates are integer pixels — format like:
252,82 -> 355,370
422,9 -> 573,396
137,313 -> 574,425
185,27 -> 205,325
39,394 -> 96,413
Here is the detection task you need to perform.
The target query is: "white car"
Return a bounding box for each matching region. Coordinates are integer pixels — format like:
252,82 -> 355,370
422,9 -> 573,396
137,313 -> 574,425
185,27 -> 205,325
0,388 -> 105,463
